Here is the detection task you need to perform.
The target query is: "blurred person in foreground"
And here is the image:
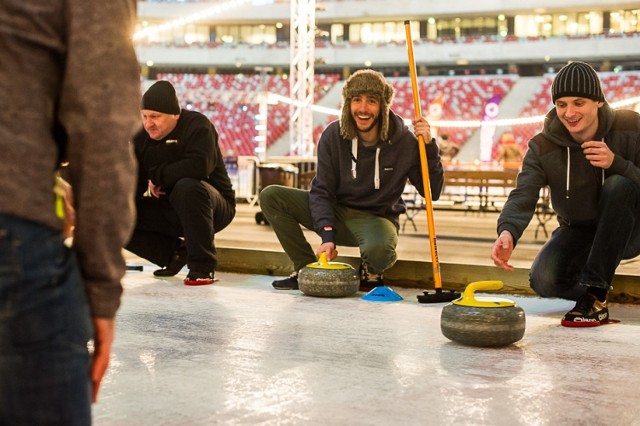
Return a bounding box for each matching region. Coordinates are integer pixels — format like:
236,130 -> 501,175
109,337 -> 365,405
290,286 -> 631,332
259,69 -> 443,291
0,1 -> 140,424
125,80 -> 236,286
491,61 -> 640,327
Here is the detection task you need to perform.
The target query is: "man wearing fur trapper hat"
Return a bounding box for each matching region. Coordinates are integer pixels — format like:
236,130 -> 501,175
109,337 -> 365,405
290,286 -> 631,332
491,61 -> 640,327
260,69 -> 443,291
125,80 -> 236,286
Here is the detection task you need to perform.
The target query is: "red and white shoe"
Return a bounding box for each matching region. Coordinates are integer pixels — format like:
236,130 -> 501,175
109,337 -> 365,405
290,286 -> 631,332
184,271 -> 215,286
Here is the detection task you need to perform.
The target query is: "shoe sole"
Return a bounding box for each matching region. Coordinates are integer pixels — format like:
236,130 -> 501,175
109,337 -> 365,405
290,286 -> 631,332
560,318 -> 607,327
184,278 -> 215,286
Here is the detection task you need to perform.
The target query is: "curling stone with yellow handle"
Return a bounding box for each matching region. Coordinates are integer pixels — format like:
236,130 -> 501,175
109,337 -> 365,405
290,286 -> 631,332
440,280 -> 526,347
298,253 -> 359,298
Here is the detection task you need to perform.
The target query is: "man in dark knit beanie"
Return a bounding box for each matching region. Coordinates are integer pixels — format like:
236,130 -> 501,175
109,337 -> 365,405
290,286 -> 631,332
551,61 -> 605,103
259,69 -> 443,292
492,61 -> 640,327
141,80 -> 181,115
126,80 -> 236,285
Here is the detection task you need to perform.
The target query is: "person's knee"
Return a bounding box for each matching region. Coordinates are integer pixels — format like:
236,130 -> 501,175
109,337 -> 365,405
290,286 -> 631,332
171,177 -> 204,199
529,254 -> 561,297
361,241 -> 396,273
529,270 -> 556,298
259,185 -> 300,213
258,185 -> 279,208
530,266 -> 586,300
603,175 -> 638,204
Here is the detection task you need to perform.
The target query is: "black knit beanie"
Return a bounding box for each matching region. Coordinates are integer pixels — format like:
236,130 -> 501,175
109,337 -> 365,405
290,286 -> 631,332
551,61 -> 605,103
141,80 -> 181,114
340,69 -> 395,141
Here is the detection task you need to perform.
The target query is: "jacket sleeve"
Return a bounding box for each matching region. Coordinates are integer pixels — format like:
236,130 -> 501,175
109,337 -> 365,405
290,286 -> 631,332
607,112 -> 640,188
309,127 -> 340,239
407,138 -> 444,201
59,1 -> 140,319
132,128 -> 151,199
497,144 -> 546,245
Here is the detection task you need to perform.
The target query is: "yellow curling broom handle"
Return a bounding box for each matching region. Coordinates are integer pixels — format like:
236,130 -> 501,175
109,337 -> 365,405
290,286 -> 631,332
404,21 -> 443,290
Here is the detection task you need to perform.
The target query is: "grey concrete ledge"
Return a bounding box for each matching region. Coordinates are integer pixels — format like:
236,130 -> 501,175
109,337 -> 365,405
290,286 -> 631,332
217,247 -> 640,304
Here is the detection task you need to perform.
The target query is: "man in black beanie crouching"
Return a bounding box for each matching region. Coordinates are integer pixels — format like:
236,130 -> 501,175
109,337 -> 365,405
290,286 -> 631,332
491,61 -> 640,326
126,80 -> 236,285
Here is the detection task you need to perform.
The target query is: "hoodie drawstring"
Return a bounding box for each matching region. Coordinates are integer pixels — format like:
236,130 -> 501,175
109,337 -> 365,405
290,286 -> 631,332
601,137 -> 605,186
350,137 -> 381,190
565,146 -> 570,198
351,137 -> 357,179
374,147 -> 380,189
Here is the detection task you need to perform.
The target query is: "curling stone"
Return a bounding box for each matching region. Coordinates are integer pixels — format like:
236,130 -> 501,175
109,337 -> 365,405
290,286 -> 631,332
298,253 -> 359,298
441,280 -> 525,347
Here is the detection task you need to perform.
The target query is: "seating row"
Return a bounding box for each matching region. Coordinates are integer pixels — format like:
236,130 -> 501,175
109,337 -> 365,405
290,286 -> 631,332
153,72 -> 639,159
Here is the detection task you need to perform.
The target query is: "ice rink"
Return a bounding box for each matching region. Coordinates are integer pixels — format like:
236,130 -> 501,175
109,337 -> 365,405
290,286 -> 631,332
92,259 -> 640,426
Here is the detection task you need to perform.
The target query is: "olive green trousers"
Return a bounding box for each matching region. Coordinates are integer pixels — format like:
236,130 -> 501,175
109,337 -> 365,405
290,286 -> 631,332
259,185 -> 398,273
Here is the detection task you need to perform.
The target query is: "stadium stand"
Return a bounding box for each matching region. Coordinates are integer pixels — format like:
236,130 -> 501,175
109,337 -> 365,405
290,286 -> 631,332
135,0 -> 640,162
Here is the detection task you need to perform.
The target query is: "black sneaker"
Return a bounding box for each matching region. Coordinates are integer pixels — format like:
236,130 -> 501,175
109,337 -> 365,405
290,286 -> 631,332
154,244 -> 187,277
184,271 -> 214,286
359,264 -> 384,292
272,272 -> 299,290
561,293 -> 609,327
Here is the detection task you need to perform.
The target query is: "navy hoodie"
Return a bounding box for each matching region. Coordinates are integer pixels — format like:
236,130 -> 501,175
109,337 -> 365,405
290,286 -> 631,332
310,110 -> 444,234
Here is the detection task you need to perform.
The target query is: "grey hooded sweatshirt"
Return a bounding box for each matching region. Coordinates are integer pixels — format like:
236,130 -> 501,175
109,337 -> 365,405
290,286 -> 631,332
498,103 -> 640,244
0,0 -> 140,318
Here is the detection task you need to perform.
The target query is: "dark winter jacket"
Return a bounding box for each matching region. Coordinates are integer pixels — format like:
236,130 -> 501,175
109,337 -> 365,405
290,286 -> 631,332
133,109 -> 236,205
498,103 -> 640,244
310,110 -> 444,235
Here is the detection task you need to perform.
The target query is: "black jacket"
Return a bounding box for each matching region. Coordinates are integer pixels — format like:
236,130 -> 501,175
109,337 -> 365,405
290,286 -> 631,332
133,109 -> 236,205
498,103 -> 640,243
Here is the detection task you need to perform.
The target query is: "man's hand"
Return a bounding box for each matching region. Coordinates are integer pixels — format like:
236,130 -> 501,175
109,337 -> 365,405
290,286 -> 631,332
412,116 -> 432,143
91,318 -> 115,403
148,180 -> 165,198
582,140 -> 614,169
316,242 -> 338,261
491,230 -> 515,272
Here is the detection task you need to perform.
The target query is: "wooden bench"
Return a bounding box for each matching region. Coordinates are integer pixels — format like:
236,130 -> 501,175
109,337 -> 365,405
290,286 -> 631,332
441,169 -> 519,212
402,169 -> 556,240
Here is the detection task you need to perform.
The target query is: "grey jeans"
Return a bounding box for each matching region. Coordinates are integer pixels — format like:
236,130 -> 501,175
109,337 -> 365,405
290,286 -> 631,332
259,185 -> 398,273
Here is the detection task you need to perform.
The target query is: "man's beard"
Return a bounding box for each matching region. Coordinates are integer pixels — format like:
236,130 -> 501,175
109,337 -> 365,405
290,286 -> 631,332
356,114 -> 380,134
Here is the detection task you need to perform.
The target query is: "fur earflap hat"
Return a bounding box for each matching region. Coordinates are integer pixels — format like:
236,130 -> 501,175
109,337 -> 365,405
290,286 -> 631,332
141,80 -> 181,114
340,69 -> 395,141
551,61 -> 605,103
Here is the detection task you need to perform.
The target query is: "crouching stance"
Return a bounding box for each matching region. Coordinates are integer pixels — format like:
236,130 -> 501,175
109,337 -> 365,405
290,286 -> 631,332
126,81 -> 236,285
260,69 -> 444,291
491,61 -> 640,326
